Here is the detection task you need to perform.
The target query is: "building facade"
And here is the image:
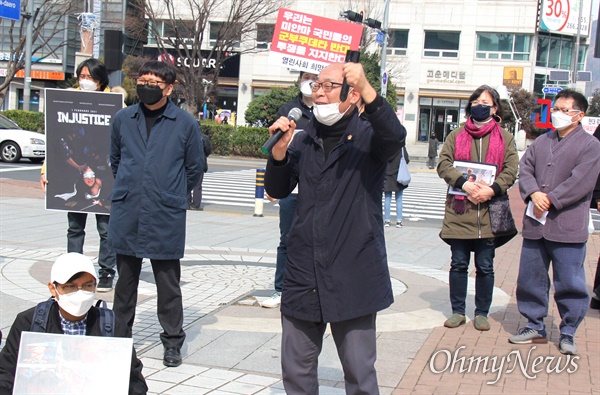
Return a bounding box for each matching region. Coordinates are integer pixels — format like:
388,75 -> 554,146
232,0 -> 592,148
1,0 -> 594,151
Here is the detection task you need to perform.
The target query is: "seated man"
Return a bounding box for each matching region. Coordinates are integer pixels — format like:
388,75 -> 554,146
0,253 -> 147,394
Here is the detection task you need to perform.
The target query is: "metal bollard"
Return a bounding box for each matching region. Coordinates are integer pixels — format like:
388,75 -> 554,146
253,168 -> 266,217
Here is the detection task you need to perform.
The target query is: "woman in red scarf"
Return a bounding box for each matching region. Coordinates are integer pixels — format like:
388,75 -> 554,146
437,85 -> 519,331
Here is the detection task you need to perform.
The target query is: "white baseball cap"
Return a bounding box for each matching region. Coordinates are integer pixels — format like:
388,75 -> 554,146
51,253 -> 98,284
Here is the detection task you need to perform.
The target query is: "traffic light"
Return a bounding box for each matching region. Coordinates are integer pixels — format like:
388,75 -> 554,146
340,10 -> 363,23
365,18 -> 382,30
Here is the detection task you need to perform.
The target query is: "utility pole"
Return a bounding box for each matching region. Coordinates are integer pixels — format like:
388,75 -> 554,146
23,0 -> 33,111
380,0 -> 390,98
571,0 -> 584,88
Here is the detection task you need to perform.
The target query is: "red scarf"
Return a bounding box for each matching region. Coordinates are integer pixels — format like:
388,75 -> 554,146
455,117 -> 505,172
449,117 -> 505,214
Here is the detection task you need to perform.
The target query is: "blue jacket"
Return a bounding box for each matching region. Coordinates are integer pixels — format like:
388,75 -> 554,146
109,100 -> 203,259
265,99 -> 405,322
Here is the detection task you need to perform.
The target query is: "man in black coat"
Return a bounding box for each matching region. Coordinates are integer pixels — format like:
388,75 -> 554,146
0,253 -> 147,394
265,62 -> 405,394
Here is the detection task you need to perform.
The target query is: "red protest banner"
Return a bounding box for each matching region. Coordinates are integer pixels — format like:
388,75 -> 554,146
269,8 -> 363,74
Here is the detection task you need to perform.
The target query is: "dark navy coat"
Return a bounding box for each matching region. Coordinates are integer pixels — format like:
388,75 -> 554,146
265,99 -> 405,322
109,100 -> 203,259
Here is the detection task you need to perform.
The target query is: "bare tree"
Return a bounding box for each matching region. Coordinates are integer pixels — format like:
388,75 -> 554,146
138,0 -> 291,117
0,0 -> 81,107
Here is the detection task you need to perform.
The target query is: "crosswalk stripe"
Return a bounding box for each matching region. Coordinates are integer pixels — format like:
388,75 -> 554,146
201,169 -> 448,220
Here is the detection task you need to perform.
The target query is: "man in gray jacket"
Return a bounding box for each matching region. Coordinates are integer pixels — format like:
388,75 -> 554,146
509,89 -> 600,355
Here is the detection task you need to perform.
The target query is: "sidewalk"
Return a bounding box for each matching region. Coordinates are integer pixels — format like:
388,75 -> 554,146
1,175 -> 598,394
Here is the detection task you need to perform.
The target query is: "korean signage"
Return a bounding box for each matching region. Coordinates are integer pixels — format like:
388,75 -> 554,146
426,69 -> 466,85
0,0 -> 20,21
540,0 -> 592,36
503,67 -> 523,90
269,8 -> 363,73
582,116 -> 600,134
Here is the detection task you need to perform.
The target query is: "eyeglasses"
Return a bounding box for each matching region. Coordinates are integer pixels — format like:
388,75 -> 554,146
550,107 -> 581,114
136,78 -> 167,87
310,81 -> 344,92
55,282 -> 96,294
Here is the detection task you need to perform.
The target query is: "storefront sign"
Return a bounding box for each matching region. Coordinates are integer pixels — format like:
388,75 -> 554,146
419,97 -> 433,106
433,98 -> 460,107
503,66 -> 523,89
142,47 -> 241,78
0,69 -> 65,80
426,69 -> 466,85
269,8 -> 363,73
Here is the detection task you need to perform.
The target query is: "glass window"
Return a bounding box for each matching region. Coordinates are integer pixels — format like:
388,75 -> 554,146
475,33 -> 531,60
424,31 -> 460,58
210,21 -> 241,48
536,33 -> 587,71
256,23 -> 274,49
387,29 -> 409,56
559,40 -> 572,70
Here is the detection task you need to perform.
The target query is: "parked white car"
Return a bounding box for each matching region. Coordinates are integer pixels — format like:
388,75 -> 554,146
0,114 -> 45,163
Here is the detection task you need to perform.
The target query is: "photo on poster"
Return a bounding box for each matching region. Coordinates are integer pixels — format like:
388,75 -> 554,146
44,89 -> 122,214
13,332 -> 132,394
448,160 -> 497,196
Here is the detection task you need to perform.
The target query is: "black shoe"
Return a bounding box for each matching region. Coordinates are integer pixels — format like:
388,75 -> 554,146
163,347 -> 182,367
97,275 -> 113,292
591,297 -> 600,310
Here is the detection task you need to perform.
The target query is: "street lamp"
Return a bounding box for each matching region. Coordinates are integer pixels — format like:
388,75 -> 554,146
497,85 -> 526,150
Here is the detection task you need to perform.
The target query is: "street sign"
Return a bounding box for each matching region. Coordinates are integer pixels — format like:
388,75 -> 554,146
0,0 -> 20,21
542,86 -> 562,95
376,31 -> 384,44
381,71 -> 388,98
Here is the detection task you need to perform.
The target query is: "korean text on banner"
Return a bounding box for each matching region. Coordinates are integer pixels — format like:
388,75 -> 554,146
269,8 -> 363,74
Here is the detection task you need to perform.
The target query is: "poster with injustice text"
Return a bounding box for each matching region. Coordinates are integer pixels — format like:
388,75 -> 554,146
45,88 -> 122,214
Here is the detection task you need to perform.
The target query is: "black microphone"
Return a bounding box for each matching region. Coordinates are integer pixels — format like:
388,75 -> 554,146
261,107 -> 303,154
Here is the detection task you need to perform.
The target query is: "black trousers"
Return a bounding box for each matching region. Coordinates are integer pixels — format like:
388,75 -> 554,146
113,254 -> 185,349
281,313 -> 379,395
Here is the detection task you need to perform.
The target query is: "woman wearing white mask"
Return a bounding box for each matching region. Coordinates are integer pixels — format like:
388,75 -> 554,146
77,58 -> 109,92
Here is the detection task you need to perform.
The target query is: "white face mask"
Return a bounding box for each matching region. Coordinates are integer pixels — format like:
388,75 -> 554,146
313,102 -> 350,126
79,79 -> 99,91
551,111 -> 576,131
300,80 -> 313,97
55,287 -> 95,317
